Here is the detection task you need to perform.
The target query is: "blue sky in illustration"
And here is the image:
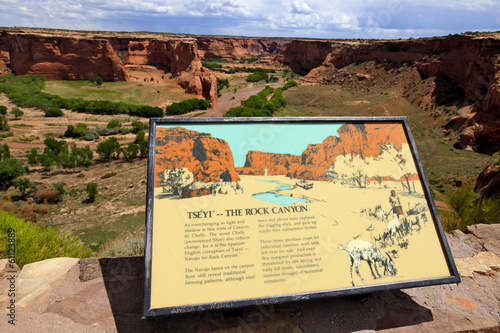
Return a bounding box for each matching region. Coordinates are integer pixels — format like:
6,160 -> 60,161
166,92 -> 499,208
1,0 -> 498,39
158,123 -> 343,167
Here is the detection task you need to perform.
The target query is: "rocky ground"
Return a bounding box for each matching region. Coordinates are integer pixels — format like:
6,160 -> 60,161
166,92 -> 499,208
0,224 -> 498,333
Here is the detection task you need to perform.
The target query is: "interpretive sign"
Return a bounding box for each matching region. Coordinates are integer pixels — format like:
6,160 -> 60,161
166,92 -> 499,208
142,117 -> 460,317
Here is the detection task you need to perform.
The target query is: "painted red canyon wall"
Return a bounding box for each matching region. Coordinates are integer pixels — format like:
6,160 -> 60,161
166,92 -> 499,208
154,127 -> 239,187
239,123 -> 409,181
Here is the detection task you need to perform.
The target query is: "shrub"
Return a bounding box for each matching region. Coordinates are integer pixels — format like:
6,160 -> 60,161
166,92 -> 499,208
441,184 -> 500,232
0,105 -> 6,115
10,107 -> 23,119
44,107 -> 63,117
13,177 -> 34,200
107,119 -> 122,129
165,98 -> 211,115
246,71 -> 268,82
0,143 -> 10,161
0,210 -> 91,268
0,158 -> 26,190
121,142 -> 139,161
131,120 -> 148,133
85,182 -> 98,202
96,137 -> 120,161
34,186 -> 62,204
0,116 -> 9,131
100,235 -> 144,257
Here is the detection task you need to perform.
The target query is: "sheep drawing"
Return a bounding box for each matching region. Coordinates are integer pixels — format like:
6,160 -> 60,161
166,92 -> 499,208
338,239 -> 397,286
387,215 -> 405,244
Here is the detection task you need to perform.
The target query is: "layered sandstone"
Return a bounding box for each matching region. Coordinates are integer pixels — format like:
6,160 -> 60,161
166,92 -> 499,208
278,35 -> 500,152
3,33 -> 128,81
236,151 -> 301,176
154,127 -> 239,186
0,30 -> 218,105
196,36 -> 290,60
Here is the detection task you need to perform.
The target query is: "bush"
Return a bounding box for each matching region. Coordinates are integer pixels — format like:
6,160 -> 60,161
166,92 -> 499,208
0,105 -> 7,115
0,210 -> 91,268
441,184 -> 500,232
0,158 -> 26,190
247,71 -> 268,82
107,119 -> 122,129
85,183 -> 98,202
13,177 -> 34,200
100,235 -> 144,257
0,143 -> 10,161
131,121 -> 148,133
34,186 -> 62,204
96,137 -> 120,161
0,116 -> 9,131
44,107 -> 63,117
166,98 -> 211,115
10,107 -> 23,119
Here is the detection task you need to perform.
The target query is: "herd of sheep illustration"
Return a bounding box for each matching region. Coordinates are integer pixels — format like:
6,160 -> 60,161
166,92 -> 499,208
339,201 -> 429,286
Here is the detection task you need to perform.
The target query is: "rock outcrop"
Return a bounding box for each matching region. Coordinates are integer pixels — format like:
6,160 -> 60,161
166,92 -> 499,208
3,33 -> 128,82
475,159 -> 500,199
196,36 -> 290,60
278,34 -> 500,153
0,30 -> 218,105
154,127 -> 239,186
1,224 -> 499,332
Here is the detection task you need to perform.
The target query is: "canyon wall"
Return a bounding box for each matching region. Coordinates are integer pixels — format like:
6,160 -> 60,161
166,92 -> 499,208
196,37 -> 290,60
0,30 -> 217,105
278,35 -> 500,152
154,127 -> 240,186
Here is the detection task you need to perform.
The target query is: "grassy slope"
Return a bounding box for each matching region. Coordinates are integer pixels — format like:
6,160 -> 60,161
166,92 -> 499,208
44,80 -> 193,108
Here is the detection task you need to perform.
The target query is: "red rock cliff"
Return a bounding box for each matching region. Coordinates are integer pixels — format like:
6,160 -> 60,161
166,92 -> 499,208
3,33 -> 128,81
196,37 -> 290,60
278,35 -> 500,152
0,30 -> 218,105
154,127 -> 239,186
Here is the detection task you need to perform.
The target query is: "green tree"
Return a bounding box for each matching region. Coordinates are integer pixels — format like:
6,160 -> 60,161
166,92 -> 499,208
0,144 -> 10,161
53,182 -> 66,201
13,177 -> 34,200
107,119 -> 122,129
131,121 -> 147,133
0,105 -> 7,115
26,148 -> 40,166
0,158 -> 26,190
96,137 -> 120,161
0,116 -> 9,131
44,107 -> 63,117
85,182 -> 98,202
10,107 -> 24,119
121,142 -> 139,161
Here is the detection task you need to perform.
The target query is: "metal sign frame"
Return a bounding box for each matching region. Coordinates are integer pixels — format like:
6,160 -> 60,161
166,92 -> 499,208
142,116 -> 460,317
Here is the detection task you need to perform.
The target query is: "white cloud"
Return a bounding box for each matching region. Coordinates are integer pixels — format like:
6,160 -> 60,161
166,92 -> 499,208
0,0 -> 497,38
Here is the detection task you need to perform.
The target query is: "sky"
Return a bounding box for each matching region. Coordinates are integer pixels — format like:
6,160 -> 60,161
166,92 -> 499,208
0,0 -> 498,39
158,123 -> 343,167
